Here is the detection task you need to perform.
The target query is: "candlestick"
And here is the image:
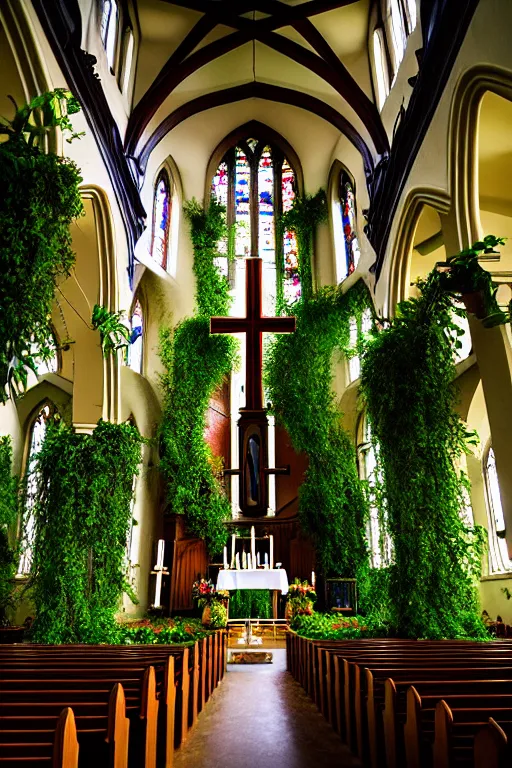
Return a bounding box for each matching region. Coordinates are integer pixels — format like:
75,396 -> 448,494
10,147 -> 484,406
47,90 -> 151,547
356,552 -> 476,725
269,535 -> 274,570
231,534 -> 236,568
223,546 -> 228,569
236,552 -> 240,570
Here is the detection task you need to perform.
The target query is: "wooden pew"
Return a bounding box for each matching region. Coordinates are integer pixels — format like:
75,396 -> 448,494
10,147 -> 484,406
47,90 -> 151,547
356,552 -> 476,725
54,708 -> 80,768
0,681 -> 130,768
474,717 -> 508,768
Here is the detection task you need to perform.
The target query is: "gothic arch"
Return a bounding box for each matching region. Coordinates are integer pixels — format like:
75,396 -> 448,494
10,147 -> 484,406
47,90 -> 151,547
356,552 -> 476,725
387,187 -> 451,313
449,64 -> 512,248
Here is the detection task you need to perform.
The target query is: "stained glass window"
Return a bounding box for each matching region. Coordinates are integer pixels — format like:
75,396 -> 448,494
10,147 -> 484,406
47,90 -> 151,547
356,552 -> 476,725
211,137 -> 300,314
151,171 -> 171,270
18,404 -> 54,576
101,0 -> 119,71
373,29 -> 390,110
340,174 -> 361,277
128,299 -> 143,374
484,446 -> 512,573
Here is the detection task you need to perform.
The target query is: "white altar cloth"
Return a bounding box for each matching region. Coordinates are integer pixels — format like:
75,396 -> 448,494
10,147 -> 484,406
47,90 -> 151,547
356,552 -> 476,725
216,569 -> 289,595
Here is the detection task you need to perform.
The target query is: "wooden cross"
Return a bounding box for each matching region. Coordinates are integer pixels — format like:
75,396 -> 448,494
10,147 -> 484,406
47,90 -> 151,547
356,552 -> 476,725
210,258 -> 296,410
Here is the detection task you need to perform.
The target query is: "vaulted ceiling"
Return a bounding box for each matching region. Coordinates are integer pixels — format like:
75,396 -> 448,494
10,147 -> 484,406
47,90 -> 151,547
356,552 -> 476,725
127,0 -> 388,174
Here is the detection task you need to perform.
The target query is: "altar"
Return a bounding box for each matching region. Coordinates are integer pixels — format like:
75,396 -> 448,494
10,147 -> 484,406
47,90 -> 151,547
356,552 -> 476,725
216,568 -> 289,619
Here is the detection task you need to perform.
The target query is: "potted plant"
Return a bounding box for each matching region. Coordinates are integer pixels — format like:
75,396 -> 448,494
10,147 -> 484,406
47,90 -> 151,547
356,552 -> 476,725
285,579 -> 317,622
192,578 -> 229,627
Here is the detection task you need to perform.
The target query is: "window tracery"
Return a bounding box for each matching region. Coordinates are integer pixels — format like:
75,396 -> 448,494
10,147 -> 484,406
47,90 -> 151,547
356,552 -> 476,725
100,0 -> 119,72
484,445 -> 512,574
340,173 -> 361,279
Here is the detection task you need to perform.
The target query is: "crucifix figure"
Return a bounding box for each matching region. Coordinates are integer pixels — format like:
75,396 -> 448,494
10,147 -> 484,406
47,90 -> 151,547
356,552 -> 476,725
210,257 -> 296,516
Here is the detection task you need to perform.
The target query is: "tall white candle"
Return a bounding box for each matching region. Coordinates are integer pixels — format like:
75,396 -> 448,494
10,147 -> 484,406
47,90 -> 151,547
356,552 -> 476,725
269,535 -> 274,570
247,553 -> 252,570
311,571 -> 316,588
242,551 -> 247,569
251,526 -> 256,563
257,552 -> 260,567
236,552 -> 240,570
264,552 -> 268,568
231,534 -> 236,567
223,546 -> 228,569
156,539 -> 165,568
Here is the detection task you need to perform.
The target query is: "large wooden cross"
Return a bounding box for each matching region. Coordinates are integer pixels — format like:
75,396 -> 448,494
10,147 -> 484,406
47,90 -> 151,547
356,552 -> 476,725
210,257 -> 296,516
210,258 -> 296,410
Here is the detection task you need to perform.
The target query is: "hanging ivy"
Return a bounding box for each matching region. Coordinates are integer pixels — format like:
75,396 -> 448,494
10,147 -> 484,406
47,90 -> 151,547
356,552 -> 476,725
265,281 -> 373,578
360,258 -> 487,640
29,420 -> 143,644
159,199 -> 237,556
0,437 -> 20,626
280,190 -> 327,305
229,589 -> 272,619
0,90 -> 84,401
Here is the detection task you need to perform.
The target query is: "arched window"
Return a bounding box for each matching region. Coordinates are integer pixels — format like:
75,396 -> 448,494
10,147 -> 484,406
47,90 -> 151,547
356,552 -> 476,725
357,416 -> 392,569
211,136 -> 300,311
120,28 -> 134,96
484,445 -> 512,574
151,171 -> 172,271
100,0 -> 119,72
372,28 -> 390,110
17,403 -> 55,575
347,308 -> 372,384
340,172 -> 361,279
128,299 -> 143,375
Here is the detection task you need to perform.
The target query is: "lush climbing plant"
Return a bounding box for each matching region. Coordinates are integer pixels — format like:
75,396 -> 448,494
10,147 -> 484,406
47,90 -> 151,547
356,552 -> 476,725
229,589 -> 273,619
0,437 -> 20,626
265,281 -> 373,578
91,305 -> 130,358
280,190 -> 327,306
159,199 -> 237,555
29,420 -> 143,644
0,90 -> 84,402
360,256 -> 488,639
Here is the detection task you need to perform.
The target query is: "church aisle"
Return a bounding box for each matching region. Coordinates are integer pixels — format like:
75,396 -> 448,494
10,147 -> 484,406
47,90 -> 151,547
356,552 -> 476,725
174,649 -> 361,768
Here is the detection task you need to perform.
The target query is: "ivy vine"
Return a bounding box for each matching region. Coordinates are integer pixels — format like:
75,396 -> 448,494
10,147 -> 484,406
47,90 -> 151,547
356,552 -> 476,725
0,90 -> 84,402
265,280 -> 373,578
280,190 -> 327,305
159,199 -> 237,556
0,437 -> 19,626
360,258 -> 487,639
29,420 -> 143,644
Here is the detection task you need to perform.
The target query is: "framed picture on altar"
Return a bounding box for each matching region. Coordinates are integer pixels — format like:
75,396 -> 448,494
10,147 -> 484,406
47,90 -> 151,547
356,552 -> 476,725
325,578 -> 357,614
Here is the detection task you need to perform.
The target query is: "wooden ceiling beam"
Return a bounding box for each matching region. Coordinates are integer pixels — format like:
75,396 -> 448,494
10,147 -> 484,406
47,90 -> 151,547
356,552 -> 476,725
138,81 -> 375,178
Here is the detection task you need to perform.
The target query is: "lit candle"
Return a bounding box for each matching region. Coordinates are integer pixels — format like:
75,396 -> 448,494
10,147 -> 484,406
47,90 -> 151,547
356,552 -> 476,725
311,571 -> 316,588
251,526 -> 256,564
236,552 -> 240,570
231,534 -> 236,568
269,535 -> 274,570
223,546 -> 228,569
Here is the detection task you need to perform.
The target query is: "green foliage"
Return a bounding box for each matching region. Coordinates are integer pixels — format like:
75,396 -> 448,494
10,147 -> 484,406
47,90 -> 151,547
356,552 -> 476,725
160,198 -> 237,555
265,281 -> 372,577
281,190 -> 327,304
28,420 -> 143,644
209,600 -> 228,629
0,90 -> 83,402
119,616 -> 210,644
229,589 -> 273,619
183,197 -> 231,317
91,305 -> 130,358
0,437 -> 19,625
291,611 -> 386,639
360,252 -> 488,640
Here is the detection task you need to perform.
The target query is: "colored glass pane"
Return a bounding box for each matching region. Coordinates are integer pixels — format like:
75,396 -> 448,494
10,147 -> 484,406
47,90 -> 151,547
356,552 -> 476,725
258,147 -> 275,314
282,158 -> 300,304
341,178 -> 360,275
128,299 -> 143,374
152,173 -> 171,270
235,147 -> 251,258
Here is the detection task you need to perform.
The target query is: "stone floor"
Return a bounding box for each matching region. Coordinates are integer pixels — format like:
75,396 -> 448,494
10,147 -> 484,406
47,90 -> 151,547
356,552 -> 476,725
174,649 -> 361,768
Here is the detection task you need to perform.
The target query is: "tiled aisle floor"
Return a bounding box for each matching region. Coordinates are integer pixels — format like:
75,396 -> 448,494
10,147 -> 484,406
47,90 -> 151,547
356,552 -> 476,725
174,649 -> 361,768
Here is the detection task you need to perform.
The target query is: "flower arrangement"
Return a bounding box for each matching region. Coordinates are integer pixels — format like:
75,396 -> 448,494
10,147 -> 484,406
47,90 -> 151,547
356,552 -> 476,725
119,616 -> 209,644
192,579 -> 229,604
286,579 -> 317,620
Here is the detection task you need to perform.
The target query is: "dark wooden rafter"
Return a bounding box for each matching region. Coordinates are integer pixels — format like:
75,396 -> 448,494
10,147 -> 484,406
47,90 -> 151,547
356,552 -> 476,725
125,0 -> 389,160
138,81 -> 375,179
160,1 -> 359,24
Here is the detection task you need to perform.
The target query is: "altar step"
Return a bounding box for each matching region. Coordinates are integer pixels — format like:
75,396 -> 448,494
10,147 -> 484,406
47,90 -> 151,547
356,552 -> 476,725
227,618 -> 288,648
